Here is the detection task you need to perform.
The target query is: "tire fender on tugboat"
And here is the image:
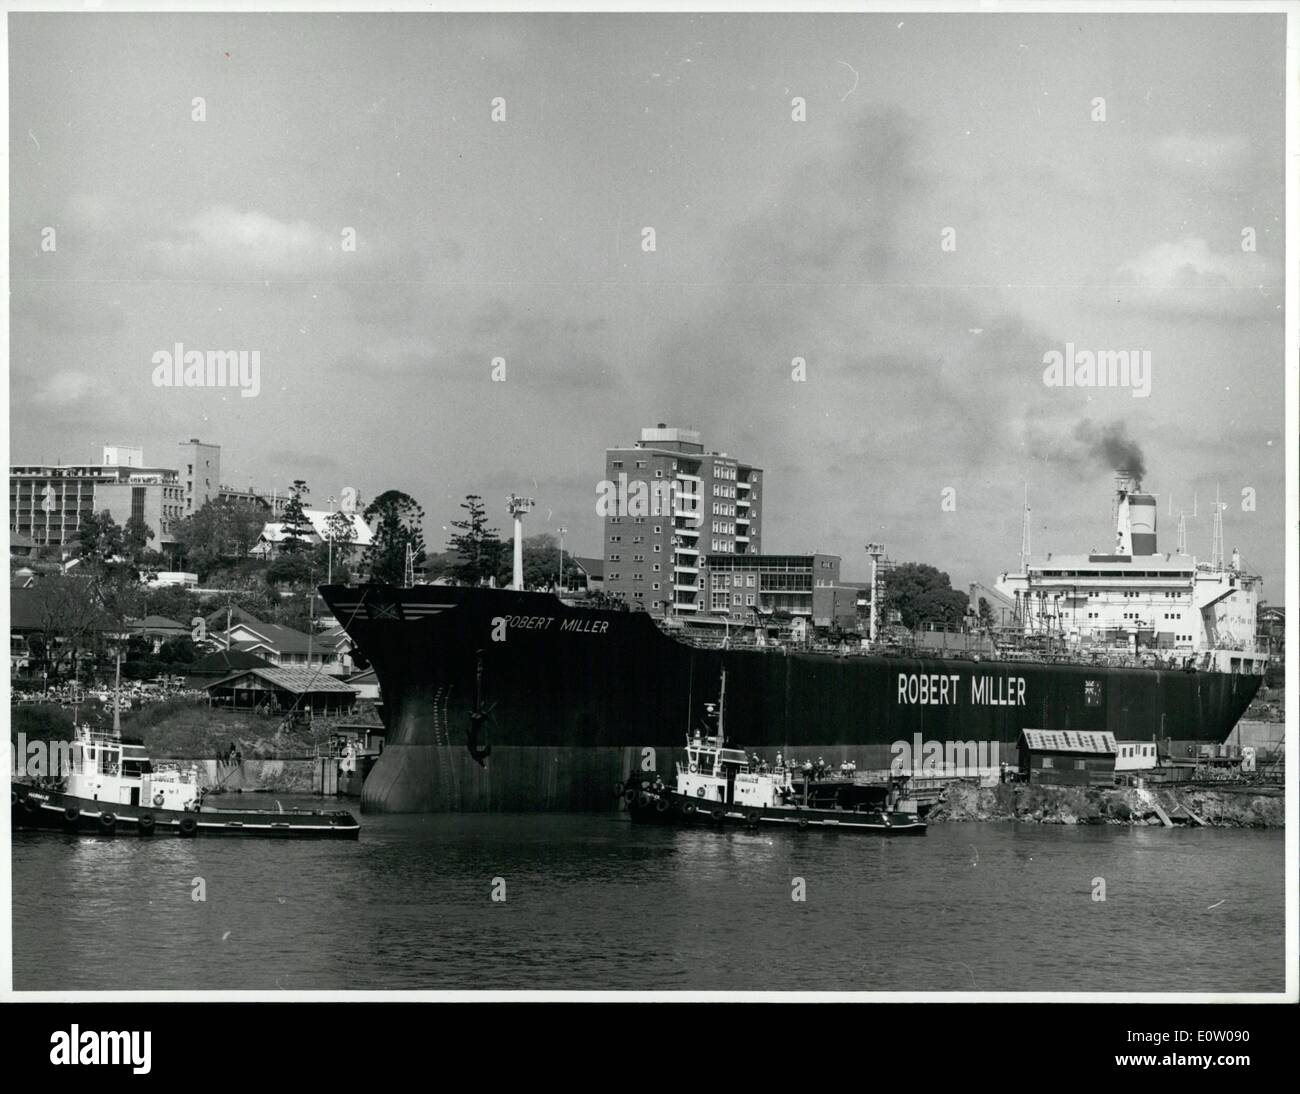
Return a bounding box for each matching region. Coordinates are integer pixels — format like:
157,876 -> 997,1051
63,806 -> 80,826
98,813 -> 117,835
797,816 -> 810,830
179,816 -> 198,838
137,813 -> 156,835
683,801 -> 697,816
655,796 -> 670,812
24,796 -> 41,815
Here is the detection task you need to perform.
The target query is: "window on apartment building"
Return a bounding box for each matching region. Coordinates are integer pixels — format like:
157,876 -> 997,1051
653,526 -> 661,534
633,554 -> 644,562
636,461 -> 646,469
652,582 -> 660,590
655,470 -> 663,477
733,576 -> 743,587
609,573 -> 620,580
612,461 -> 624,469
746,576 -> 755,587
652,544 -> 660,553
732,593 -> 742,606
652,564 -> 660,572
746,594 -> 755,606
608,554 -> 620,561
609,535 -> 621,542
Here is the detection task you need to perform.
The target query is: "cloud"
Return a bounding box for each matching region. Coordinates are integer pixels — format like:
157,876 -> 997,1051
1150,133 -> 1250,181
142,205 -> 344,280
1112,236 -> 1279,319
32,370 -> 109,405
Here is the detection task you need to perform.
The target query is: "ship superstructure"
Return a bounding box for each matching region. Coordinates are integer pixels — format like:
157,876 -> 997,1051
996,473 -> 1266,675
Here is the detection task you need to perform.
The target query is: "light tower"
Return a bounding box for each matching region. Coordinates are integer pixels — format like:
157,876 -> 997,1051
865,542 -> 886,643
506,494 -> 534,590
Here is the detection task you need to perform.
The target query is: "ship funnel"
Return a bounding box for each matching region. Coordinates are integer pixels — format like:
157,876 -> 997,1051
1114,471 -> 1157,556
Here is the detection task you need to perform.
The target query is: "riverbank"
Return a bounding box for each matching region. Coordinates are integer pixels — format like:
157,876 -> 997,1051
928,782 -> 1284,828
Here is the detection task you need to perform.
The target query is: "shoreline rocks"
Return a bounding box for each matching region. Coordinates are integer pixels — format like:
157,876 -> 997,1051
927,782 -> 1283,828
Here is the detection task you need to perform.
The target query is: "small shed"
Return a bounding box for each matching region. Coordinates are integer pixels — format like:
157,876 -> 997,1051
1114,740 -> 1159,772
203,666 -> 359,716
1018,729 -> 1117,786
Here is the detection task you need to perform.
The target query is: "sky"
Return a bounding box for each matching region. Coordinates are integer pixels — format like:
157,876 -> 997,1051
8,12 -> 1288,595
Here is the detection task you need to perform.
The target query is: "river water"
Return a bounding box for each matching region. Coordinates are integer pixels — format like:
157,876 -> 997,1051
11,799 -> 1285,993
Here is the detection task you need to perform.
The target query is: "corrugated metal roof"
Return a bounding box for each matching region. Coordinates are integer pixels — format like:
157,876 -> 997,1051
204,666 -> 359,695
1020,729 -> 1117,755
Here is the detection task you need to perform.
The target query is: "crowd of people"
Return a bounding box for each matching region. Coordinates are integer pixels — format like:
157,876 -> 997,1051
764,752 -> 858,780
10,679 -> 203,709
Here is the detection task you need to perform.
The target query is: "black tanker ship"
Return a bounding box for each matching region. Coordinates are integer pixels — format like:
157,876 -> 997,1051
318,584 -> 1261,813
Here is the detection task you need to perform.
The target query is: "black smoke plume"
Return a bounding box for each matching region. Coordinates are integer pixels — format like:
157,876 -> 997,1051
1072,420 -> 1147,488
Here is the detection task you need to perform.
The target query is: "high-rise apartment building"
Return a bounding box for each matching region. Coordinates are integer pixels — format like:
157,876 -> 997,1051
602,424 -> 763,615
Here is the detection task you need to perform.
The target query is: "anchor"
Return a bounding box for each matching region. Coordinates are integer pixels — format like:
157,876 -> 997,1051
467,649 -> 494,766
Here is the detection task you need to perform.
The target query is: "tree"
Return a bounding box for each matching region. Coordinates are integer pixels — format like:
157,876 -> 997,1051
315,509 -> 358,583
173,498 -> 267,574
279,480 -> 312,554
76,510 -> 125,569
492,532 -> 581,590
26,575 -> 105,679
266,552 -> 313,589
157,636 -> 198,665
123,514 -> 155,561
882,563 -> 969,630
445,495 -> 499,587
978,597 -> 995,630
365,490 -> 428,585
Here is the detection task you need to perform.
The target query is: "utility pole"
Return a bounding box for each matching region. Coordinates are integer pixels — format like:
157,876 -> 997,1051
326,495 -> 337,585
557,526 -> 567,592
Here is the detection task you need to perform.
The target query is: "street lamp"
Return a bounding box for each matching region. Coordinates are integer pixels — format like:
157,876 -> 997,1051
557,526 -> 567,592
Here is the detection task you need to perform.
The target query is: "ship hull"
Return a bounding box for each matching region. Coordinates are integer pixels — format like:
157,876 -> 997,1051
625,788 -> 927,834
320,585 -> 1262,814
12,783 -> 360,839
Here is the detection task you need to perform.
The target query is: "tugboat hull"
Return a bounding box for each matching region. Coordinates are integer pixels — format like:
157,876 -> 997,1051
11,783 -> 360,840
621,784 -> 926,835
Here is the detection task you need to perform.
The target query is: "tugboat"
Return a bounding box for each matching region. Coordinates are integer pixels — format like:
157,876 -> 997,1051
12,723 -> 360,840
620,672 -> 926,835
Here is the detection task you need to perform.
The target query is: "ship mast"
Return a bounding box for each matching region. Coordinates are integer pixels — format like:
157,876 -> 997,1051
1018,484 -> 1031,573
1210,484 -> 1226,570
